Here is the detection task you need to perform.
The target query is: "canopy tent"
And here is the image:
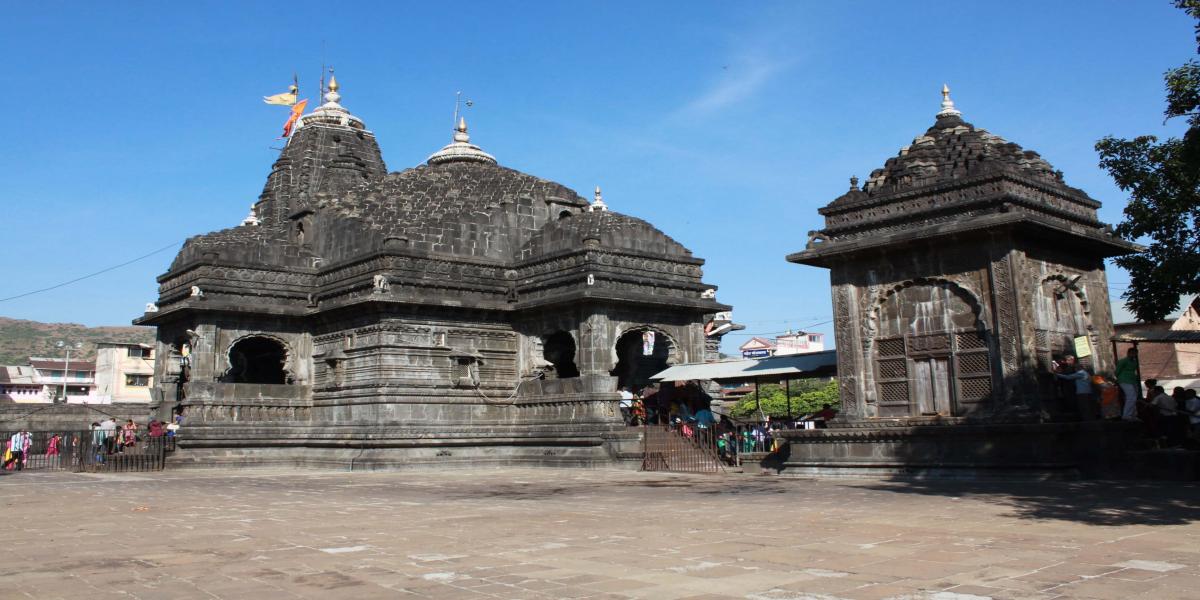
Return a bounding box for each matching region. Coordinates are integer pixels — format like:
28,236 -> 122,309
650,350 -> 837,383
650,351 -> 838,421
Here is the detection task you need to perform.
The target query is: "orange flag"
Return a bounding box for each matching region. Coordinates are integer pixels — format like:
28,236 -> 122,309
281,99 -> 308,138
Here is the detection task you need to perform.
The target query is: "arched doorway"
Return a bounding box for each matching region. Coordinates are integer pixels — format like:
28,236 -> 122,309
871,281 -> 992,417
227,336 -> 289,384
542,331 -> 580,379
611,328 -> 673,391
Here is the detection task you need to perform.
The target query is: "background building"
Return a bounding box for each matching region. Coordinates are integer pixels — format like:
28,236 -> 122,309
94,342 -> 155,403
0,366 -> 43,403
28,357 -> 97,403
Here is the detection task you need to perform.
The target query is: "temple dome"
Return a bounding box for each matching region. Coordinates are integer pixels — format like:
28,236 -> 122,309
520,208 -> 692,260
426,118 -> 496,165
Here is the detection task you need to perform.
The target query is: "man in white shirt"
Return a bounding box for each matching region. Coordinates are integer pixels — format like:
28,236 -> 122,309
618,387 -> 634,425
4,430 -> 32,471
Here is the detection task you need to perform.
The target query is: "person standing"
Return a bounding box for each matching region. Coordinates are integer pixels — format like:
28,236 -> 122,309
3,430 -> 32,471
618,387 -> 634,426
1115,348 -> 1141,421
1055,355 -> 1096,421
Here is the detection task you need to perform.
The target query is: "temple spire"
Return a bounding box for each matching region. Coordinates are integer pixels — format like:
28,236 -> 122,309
296,67 -> 365,130
589,186 -> 608,212
937,83 -> 961,118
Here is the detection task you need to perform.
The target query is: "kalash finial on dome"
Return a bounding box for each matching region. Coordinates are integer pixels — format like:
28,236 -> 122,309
937,83 -> 962,118
454,117 -> 470,143
427,115 -> 497,165
589,186 -> 608,212
297,66 -> 365,130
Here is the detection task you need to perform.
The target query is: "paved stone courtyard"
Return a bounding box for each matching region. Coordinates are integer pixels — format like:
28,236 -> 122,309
1,468 -> 1198,599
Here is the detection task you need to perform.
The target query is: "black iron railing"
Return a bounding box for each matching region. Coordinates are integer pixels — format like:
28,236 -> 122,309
2,430 -> 174,473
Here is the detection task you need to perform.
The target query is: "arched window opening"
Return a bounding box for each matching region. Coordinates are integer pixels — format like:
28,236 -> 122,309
558,210 -> 572,220
611,329 -> 672,392
228,336 -> 289,384
542,331 -> 580,379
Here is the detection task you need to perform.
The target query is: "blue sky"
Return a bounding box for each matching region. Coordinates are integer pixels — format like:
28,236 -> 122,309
0,1 -> 1194,354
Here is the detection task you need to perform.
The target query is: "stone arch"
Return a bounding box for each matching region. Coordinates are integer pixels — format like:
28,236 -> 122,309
224,334 -> 293,384
866,277 -> 988,339
1033,272 -> 1095,379
1035,273 -> 1092,333
610,325 -> 676,391
866,278 -> 994,417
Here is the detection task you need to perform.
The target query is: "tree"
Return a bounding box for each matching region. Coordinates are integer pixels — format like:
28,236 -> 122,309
1096,1 -> 1200,322
729,379 -> 838,420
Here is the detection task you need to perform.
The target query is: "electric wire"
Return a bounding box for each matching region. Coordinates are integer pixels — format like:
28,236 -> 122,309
0,241 -> 181,303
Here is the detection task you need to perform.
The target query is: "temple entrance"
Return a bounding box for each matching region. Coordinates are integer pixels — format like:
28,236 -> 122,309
912,357 -> 952,415
873,282 -> 993,417
227,336 -> 289,384
611,328 -> 672,391
542,331 -> 580,379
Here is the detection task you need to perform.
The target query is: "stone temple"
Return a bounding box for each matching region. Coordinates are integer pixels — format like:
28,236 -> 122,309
136,78 -> 729,468
783,88 -> 1141,477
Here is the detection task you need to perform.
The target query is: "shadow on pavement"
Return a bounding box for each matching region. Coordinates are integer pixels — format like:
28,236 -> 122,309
855,478 -> 1200,526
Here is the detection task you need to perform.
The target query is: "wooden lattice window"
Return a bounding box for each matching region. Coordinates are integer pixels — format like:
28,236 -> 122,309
875,336 -> 909,407
874,328 -> 995,415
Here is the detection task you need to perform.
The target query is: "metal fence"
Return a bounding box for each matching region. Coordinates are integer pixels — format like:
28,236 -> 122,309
642,423 -> 724,473
1,430 -> 173,473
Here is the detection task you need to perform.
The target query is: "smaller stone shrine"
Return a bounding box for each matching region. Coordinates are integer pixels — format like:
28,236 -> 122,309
782,87 -> 1143,478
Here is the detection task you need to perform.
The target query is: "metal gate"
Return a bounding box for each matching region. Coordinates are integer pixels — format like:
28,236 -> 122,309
641,424 -> 724,473
1,430 -> 172,473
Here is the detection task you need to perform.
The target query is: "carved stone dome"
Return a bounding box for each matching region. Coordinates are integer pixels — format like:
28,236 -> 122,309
520,209 -> 692,260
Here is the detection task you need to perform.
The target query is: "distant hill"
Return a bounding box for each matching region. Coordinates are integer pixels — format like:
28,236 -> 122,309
0,317 -> 154,365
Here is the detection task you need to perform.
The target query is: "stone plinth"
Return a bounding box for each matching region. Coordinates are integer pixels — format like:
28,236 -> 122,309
777,419 -> 1145,479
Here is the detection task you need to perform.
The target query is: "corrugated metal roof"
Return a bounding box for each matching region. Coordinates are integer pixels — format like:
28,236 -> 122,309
1112,330 -> 1200,344
651,350 -> 837,383
28,359 -> 96,371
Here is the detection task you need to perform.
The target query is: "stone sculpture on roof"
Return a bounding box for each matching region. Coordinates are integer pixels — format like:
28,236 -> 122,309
136,78 -> 731,468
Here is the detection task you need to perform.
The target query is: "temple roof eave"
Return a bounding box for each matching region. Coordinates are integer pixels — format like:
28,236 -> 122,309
787,212 -> 1142,268
818,171 -> 1100,217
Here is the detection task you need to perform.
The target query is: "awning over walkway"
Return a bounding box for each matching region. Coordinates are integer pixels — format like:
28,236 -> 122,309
1113,330 -> 1200,344
650,350 -> 837,383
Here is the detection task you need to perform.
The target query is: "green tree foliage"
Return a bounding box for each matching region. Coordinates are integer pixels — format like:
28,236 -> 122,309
1096,1 -> 1200,322
729,378 -> 838,420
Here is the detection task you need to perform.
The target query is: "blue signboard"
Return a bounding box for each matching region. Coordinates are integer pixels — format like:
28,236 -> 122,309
742,349 -> 771,358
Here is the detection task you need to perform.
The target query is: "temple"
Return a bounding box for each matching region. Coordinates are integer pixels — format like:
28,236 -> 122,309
135,77 -> 731,468
783,87 -> 1142,477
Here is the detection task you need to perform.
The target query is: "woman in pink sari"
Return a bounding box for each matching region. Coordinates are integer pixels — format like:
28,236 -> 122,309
46,433 -> 62,468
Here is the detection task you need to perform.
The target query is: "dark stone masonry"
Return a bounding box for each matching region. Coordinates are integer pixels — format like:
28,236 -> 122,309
136,78 -> 729,468
783,88 -> 1145,478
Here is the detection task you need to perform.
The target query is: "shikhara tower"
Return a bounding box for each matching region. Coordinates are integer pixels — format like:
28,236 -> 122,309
137,79 -> 730,468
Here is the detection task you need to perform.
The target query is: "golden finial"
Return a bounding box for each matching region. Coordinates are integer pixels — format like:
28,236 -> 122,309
594,186 -> 602,201
329,73 -> 339,92
457,117 -> 468,132
941,83 -> 950,102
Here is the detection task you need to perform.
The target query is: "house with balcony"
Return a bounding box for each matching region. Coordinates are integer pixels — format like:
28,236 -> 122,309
28,357 -> 99,403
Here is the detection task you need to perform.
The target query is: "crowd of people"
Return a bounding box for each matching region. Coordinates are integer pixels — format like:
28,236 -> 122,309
618,381 -> 840,466
0,412 -> 182,472
1053,347 -> 1200,448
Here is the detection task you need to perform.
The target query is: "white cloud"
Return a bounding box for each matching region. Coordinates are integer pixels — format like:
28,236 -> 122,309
674,53 -> 795,119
